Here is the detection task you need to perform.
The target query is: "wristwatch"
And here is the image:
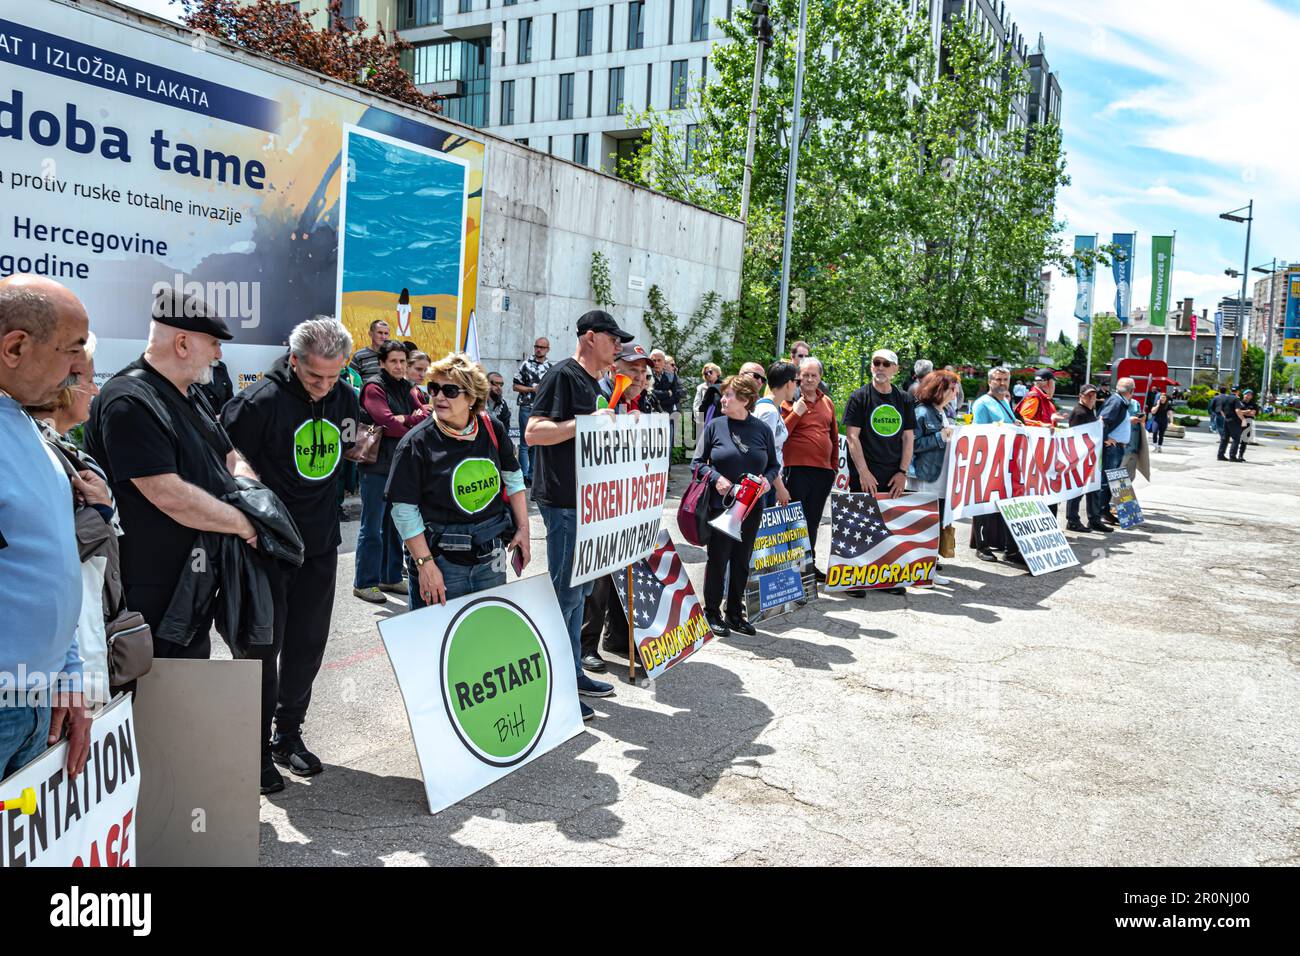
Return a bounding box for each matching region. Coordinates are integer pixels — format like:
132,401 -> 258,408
413,554 -> 437,568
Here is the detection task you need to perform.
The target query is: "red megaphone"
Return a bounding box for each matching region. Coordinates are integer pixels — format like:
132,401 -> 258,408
708,473 -> 765,541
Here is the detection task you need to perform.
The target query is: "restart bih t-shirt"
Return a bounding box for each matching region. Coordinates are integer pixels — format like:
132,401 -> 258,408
385,414 -> 519,527
843,384 -> 916,473
528,358 -> 600,509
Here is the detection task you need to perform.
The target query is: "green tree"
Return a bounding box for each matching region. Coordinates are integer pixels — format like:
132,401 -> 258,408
1067,342 -> 1088,388
1087,314 -> 1120,379
1271,351 -> 1289,394
620,1 -> 1082,369
1046,331 -> 1075,369
1240,345 -> 1265,393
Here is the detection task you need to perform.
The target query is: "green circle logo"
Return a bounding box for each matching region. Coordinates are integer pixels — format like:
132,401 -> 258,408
451,457 -> 500,514
441,599 -> 551,766
292,418 -> 342,480
870,404 -> 902,437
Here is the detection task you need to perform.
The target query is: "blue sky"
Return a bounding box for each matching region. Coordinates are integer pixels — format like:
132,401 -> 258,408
122,0 -> 1299,342
1013,0 -> 1300,339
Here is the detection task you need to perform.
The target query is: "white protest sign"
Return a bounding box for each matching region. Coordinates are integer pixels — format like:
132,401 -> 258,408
377,574 -> 585,815
833,434 -> 851,492
1,694 -> 140,867
996,496 -> 1080,576
572,412 -> 671,587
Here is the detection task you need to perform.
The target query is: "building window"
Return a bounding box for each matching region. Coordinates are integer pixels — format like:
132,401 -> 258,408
547,135 -> 553,155
517,17 -> 533,63
458,0 -> 471,12
701,56 -> 707,88
668,0 -> 676,44
529,76 -> 536,122
615,137 -> 640,180
396,0 -> 442,29
645,62 -> 653,109
670,59 -> 688,109
685,124 -> 699,167
559,73 -> 575,120
627,1 -> 644,50
404,37 -> 491,127
691,0 -> 707,42
500,79 -> 515,125
578,8 -> 593,56
551,13 -> 557,60
587,71 -> 593,117
505,0 -> 516,5
608,66 -> 624,115
575,132 -> 589,165
515,137 -> 528,146
608,4 -> 615,52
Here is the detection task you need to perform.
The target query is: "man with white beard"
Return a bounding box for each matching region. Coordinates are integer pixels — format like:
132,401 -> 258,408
84,287 -> 259,660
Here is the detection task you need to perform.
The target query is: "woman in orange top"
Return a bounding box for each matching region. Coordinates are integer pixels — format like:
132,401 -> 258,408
781,357 -> 839,580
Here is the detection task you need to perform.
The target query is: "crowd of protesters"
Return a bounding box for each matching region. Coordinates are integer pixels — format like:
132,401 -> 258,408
3,273 -> 1180,800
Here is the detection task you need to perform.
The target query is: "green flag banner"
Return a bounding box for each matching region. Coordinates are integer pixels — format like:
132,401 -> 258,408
1149,235 -> 1174,327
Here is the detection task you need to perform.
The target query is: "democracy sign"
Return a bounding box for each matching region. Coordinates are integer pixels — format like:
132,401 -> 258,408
745,503 -> 814,620
943,421 -> 1103,521
611,529 -> 716,680
572,412 -> 671,587
826,492 -> 939,590
1105,468 -> 1144,528
1,694 -> 139,867
996,497 -> 1080,576
377,574 -> 584,814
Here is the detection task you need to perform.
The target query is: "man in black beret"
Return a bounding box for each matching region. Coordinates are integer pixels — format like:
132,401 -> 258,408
84,285 -> 260,664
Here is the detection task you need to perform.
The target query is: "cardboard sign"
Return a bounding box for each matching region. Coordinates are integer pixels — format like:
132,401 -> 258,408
611,529 -> 715,680
572,412 -> 671,586
745,502 -> 814,620
1,695 -> 139,867
996,497 -> 1079,575
1105,468 -> 1145,528
378,575 -> 585,814
826,493 -> 939,590
944,421 -> 1103,520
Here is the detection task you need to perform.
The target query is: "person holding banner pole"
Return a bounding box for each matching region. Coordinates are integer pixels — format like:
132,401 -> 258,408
781,357 -> 838,581
969,367 -> 1025,565
525,311 -> 629,720
692,375 -> 778,636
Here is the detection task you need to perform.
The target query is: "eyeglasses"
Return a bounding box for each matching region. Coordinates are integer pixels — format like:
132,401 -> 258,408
872,359 -> 895,368
751,373 -> 767,384
429,382 -> 466,399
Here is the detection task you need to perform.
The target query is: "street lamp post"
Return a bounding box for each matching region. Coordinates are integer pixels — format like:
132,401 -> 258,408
1252,258 -> 1284,400
775,0 -> 809,361
738,3 -> 773,226
1219,201 -> 1253,385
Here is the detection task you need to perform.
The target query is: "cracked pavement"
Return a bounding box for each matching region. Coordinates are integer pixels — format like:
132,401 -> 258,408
252,425 -> 1300,866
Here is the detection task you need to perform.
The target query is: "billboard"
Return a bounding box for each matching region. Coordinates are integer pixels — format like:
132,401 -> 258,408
0,2 -> 485,385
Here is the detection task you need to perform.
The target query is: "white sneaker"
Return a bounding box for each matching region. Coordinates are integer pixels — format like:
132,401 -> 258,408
932,574 -> 952,585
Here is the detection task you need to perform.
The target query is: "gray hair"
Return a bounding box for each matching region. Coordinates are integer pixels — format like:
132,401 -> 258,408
988,366 -> 1010,381
801,356 -> 824,375
289,316 -> 352,362
914,359 -> 933,377
1116,377 -> 1136,394
0,286 -> 58,342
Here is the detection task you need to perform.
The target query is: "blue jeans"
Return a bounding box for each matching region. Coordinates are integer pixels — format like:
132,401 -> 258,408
407,551 -> 505,610
0,703 -> 50,778
517,406 -> 533,480
538,505 -> 592,679
355,470 -> 403,588
1097,443 -> 1125,514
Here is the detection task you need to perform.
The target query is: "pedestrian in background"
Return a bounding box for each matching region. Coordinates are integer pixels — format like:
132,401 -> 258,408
349,320 -> 389,382
512,337 -> 552,487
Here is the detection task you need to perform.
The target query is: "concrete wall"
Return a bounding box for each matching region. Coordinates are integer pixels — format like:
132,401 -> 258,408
476,141 -> 743,386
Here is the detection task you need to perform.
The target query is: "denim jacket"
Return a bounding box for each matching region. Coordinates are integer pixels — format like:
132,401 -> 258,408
909,404 -> 948,483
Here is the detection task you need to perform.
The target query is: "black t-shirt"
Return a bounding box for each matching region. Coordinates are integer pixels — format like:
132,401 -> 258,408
385,414 -> 519,527
528,357 -> 600,509
690,413 -> 779,510
842,384 -> 916,471
1068,403 -> 1098,428
85,357 -> 236,591
1221,396 -> 1243,428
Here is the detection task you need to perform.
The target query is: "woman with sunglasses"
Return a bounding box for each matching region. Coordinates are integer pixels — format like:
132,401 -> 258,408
386,353 -> 530,608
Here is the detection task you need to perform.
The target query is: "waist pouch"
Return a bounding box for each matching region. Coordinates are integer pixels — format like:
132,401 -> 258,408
424,511 -> 514,567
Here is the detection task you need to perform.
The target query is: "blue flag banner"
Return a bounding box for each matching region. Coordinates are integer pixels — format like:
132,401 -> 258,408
1112,232 -> 1136,325
1073,235 -> 1096,323
1215,310 -> 1224,366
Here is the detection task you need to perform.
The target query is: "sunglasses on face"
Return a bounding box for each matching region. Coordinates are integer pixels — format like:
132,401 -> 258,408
429,382 -> 466,399
872,359 -> 895,368
751,373 -> 767,384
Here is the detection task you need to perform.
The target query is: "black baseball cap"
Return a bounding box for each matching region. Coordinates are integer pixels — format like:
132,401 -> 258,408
576,309 -> 634,343
151,286 -> 234,341
1034,368 -> 1055,382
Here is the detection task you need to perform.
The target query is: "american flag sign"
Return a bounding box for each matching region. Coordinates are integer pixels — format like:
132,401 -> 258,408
610,529 -> 715,680
826,492 -> 940,590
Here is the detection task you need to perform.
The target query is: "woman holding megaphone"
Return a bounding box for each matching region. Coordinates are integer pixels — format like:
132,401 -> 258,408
690,374 -> 779,637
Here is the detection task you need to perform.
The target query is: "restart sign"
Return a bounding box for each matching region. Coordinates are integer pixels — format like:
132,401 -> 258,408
572,412 -> 671,587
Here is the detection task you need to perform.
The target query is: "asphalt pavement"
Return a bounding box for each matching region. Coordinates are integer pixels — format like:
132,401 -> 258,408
250,423 -> 1300,866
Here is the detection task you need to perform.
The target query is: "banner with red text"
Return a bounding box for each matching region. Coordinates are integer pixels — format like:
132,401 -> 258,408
572,412 -> 672,586
943,421 -> 1103,521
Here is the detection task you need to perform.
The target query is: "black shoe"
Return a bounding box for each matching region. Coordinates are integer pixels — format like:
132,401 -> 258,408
847,589 -> 867,598
884,587 -> 906,595
1065,521 -> 1089,533
260,758 -> 285,795
580,702 -> 595,721
1004,553 -> 1028,567
976,549 -> 998,563
705,610 -> 730,636
725,614 -> 756,636
813,567 -> 826,583
577,673 -> 614,698
581,652 -> 607,673
1217,455 -> 1229,461
271,731 -> 323,777
1101,512 -> 1119,525
1088,521 -> 1113,534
